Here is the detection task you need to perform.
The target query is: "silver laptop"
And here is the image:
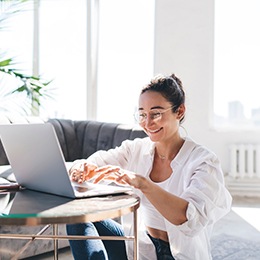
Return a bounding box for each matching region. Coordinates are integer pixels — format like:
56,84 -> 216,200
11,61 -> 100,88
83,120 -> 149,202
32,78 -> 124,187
0,123 -> 131,198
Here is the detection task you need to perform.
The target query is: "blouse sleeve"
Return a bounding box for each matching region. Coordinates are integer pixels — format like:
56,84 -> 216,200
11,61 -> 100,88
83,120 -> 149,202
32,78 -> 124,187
177,150 -> 232,236
84,139 -> 136,168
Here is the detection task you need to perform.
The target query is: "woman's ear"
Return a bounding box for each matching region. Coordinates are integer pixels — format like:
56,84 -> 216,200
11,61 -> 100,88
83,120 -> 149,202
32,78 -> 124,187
177,104 -> 185,120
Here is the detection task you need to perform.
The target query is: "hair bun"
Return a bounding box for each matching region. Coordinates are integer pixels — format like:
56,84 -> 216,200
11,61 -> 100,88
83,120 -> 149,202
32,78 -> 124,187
170,73 -> 183,90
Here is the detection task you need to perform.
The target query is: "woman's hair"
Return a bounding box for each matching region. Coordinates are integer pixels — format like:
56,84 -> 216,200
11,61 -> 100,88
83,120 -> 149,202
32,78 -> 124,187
141,73 -> 186,122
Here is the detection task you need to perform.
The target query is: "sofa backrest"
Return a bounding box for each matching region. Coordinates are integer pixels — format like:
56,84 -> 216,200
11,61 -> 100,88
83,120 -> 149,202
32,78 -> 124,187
48,119 -> 147,162
0,117 -> 147,165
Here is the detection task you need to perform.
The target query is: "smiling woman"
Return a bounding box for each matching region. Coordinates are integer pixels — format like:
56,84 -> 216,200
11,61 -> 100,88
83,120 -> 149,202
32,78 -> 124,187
66,73 -> 232,260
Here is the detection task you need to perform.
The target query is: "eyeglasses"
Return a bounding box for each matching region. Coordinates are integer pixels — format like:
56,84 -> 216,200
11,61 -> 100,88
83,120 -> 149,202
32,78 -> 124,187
134,106 -> 175,124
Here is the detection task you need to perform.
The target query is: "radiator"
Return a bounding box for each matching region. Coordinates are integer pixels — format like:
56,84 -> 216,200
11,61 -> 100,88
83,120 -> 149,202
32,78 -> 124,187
229,144 -> 260,179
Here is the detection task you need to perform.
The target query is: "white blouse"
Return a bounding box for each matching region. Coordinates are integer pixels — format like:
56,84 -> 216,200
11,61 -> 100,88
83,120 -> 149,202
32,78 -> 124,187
141,177 -> 169,231
85,136 -> 232,260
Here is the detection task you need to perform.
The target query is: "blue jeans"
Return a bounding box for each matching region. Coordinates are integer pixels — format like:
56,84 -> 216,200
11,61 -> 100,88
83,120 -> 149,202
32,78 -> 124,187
67,219 -> 175,260
66,219 -> 127,260
147,233 -> 175,260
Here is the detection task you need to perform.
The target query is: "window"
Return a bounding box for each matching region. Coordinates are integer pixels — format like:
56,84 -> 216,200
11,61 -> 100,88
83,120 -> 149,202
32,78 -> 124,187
97,0 -> 155,124
0,0 -> 87,118
39,0 -> 87,119
214,0 -> 260,129
0,1 -> 34,114
0,0 -> 155,123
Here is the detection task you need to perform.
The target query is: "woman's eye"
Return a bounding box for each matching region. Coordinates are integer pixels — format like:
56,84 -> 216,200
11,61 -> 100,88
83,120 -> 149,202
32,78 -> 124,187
139,113 -> 146,119
151,112 -> 161,119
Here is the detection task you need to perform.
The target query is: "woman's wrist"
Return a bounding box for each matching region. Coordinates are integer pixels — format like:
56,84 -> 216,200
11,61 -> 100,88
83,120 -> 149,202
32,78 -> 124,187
139,176 -> 153,193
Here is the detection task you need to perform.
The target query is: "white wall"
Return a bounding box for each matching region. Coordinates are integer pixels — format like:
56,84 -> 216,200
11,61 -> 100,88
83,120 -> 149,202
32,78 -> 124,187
154,0 -> 260,174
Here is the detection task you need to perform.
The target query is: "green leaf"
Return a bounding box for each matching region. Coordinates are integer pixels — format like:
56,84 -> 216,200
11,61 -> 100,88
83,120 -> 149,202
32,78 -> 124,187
0,58 -> 13,67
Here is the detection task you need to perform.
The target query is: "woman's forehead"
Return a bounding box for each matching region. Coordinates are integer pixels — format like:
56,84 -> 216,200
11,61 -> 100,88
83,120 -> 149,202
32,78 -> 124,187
138,91 -> 169,108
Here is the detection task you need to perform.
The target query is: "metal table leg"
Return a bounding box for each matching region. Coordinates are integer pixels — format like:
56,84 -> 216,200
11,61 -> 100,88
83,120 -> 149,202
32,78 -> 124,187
10,224 -> 51,260
53,224 -> 58,260
133,209 -> 139,260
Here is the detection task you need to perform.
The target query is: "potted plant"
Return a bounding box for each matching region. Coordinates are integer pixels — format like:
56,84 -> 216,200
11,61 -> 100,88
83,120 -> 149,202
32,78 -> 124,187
0,0 -> 52,116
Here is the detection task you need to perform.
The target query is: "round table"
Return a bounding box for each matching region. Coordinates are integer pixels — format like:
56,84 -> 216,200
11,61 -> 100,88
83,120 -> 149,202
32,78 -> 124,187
0,189 -> 140,259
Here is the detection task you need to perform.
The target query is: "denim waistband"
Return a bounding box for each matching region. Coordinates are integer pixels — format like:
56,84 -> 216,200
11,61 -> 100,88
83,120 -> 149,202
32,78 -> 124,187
147,232 -> 175,260
147,233 -> 170,246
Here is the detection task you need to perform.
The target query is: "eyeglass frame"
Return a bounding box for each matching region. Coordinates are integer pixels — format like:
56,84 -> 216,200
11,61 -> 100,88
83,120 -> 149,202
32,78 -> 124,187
134,105 -> 177,124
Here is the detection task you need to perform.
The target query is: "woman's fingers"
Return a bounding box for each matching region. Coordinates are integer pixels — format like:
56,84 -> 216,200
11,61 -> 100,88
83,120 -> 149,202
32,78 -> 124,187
93,171 -> 121,183
94,165 -> 120,174
92,165 -> 120,183
69,163 -> 97,183
93,168 -> 130,186
70,164 -> 134,187
93,173 -> 107,183
83,163 -> 97,180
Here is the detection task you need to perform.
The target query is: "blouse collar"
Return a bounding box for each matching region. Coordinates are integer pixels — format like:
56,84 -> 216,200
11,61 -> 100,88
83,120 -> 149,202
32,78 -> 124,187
146,137 -> 197,167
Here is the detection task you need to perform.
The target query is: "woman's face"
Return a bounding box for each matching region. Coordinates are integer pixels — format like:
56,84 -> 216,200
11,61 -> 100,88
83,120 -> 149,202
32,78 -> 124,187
138,91 -> 184,143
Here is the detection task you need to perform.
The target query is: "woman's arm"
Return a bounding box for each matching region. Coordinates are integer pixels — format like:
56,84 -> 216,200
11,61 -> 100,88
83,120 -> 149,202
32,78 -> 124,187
140,178 -> 188,225
94,166 -> 188,225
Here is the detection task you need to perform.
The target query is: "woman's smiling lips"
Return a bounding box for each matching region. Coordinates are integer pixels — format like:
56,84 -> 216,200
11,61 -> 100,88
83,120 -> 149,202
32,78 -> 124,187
146,127 -> 163,135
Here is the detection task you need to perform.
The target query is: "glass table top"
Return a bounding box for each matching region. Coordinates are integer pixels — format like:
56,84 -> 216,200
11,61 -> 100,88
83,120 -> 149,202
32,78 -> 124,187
0,189 -> 140,226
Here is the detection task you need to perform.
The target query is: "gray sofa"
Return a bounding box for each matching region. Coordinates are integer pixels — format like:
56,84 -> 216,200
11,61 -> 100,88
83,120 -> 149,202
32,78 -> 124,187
0,116 -> 146,259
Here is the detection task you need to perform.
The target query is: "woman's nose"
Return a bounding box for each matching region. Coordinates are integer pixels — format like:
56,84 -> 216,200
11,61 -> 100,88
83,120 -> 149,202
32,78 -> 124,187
144,115 -> 154,126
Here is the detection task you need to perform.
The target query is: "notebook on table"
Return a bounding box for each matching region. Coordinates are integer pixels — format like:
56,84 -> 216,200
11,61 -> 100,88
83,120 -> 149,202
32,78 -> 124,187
0,123 -> 131,198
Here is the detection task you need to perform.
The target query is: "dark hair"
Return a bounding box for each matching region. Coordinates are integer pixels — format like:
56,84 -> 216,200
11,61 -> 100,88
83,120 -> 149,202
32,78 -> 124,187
141,73 -> 185,122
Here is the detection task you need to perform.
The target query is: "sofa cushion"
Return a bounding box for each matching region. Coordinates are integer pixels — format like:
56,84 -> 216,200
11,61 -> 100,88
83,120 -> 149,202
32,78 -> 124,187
48,119 -> 147,162
74,120 -> 116,159
47,118 -> 81,162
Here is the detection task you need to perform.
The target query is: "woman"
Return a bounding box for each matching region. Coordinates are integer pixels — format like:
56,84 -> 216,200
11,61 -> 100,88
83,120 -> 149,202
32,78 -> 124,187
67,73 -> 232,260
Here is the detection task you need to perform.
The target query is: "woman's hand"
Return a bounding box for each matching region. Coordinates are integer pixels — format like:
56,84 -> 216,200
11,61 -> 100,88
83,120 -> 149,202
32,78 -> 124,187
93,165 -> 147,190
69,162 -> 97,183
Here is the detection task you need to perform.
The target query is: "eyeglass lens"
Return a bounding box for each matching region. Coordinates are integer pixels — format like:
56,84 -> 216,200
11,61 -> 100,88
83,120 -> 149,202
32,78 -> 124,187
135,110 -> 162,123
134,106 -> 175,123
